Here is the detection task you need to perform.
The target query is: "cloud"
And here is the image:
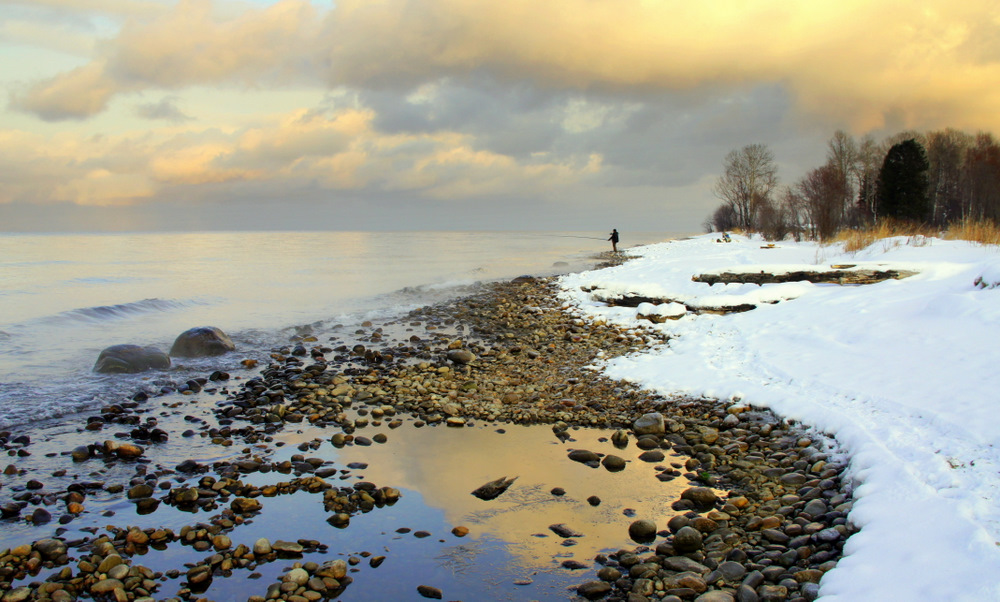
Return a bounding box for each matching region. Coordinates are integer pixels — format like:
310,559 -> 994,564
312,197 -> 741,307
10,0 -> 1000,133
134,96 -> 192,122
0,100 -> 605,207
10,61 -> 122,120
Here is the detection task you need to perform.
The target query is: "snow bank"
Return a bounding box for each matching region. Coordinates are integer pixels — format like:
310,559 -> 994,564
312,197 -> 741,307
558,233 -> 1000,601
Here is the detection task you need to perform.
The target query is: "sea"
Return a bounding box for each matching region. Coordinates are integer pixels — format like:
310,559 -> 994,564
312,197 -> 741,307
0,230 -> 677,430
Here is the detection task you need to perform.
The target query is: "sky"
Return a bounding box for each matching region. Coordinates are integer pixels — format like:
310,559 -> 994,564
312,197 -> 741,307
2,0 -> 1000,232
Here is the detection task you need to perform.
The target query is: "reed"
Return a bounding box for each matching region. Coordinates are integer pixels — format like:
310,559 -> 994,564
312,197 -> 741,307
834,220 -> 935,253
944,218 -> 1000,246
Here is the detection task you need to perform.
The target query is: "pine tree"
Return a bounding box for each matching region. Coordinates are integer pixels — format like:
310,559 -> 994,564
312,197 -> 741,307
875,139 -> 930,222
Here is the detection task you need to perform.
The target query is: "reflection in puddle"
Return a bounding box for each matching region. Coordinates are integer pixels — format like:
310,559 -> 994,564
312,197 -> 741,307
0,410 -> 702,601
260,419 -> 696,599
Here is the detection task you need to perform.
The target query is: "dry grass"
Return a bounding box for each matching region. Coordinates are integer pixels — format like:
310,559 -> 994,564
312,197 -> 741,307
834,220 -> 936,253
834,218 -> 1000,253
944,219 -> 1000,246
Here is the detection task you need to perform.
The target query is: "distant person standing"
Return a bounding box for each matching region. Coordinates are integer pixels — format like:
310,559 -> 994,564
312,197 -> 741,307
608,228 -> 619,253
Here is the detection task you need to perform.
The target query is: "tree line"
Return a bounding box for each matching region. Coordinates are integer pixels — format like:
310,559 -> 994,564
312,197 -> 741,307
704,128 -> 1000,240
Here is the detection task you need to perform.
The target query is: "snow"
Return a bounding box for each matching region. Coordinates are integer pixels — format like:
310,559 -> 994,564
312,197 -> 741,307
558,233 -> 1000,601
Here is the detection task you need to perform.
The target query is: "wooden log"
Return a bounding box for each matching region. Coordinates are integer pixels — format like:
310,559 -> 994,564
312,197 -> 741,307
692,268 -> 916,286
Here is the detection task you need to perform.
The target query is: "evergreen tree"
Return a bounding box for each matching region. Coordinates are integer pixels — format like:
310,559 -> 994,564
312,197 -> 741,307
875,139 -> 930,222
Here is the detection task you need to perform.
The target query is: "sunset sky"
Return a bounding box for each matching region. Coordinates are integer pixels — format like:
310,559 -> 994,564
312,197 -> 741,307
2,0 -> 999,232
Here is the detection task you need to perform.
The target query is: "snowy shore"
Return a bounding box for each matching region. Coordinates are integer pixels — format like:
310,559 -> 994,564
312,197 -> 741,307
558,233 -> 1000,601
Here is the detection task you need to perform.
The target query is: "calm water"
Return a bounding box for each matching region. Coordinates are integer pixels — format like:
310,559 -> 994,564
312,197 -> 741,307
0,230 -> 675,428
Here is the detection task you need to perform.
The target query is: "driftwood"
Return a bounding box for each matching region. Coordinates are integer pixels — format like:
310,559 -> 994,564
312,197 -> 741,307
588,290 -> 759,316
692,268 -> 917,287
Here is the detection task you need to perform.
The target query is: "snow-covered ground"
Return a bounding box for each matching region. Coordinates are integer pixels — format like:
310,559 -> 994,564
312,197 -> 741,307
558,233 -> 1000,601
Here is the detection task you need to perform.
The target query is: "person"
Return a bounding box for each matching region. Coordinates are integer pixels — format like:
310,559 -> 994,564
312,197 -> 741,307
722,232 -> 731,243
608,228 -> 619,252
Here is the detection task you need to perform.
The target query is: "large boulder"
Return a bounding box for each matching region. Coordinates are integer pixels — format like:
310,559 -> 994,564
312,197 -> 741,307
170,327 -> 235,358
94,345 -> 170,374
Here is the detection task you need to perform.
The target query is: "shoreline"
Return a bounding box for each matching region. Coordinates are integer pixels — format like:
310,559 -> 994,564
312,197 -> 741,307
0,256 -> 855,601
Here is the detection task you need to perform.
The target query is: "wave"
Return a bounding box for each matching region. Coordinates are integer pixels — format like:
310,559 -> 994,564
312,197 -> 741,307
51,298 -> 208,324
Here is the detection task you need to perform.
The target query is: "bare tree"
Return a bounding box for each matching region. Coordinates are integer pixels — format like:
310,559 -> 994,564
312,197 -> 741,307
828,130 -> 863,228
713,144 -> 779,231
705,203 -> 738,232
854,135 -> 884,225
757,188 -> 803,241
798,164 -> 847,240
926,129 -> 972,225
965,133 -> 1000,222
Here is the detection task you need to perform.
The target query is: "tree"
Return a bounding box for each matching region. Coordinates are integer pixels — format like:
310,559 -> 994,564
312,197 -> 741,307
876,139 -> 930,222
704,203 -> 737,232
712,144 -> 779,231
925,128 -> 972,225
757,188 -> 803,241
854,135 -> 884,225
798,164 -> 847,240
964,133 -> 1000,222
826,130 -> 858,227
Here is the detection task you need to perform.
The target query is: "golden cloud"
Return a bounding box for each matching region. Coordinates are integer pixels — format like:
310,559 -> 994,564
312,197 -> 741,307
12,0 -> 1000,132
0,104 -> 602,205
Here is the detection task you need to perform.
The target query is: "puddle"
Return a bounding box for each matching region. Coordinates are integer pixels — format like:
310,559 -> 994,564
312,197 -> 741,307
2,414 -> 703,601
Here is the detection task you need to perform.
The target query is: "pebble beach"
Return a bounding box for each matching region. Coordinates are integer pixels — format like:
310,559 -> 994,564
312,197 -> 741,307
0,253 -> 855,602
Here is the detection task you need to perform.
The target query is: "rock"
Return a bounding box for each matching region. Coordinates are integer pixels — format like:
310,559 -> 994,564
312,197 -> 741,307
30,507 -> 51,524
802,499 -> 828,518
736,584 -> 760,602
446,349 -> 476,364
90,579 -> 124,595
716,561 -> 747,583
232,497 -> 262,513
285,568 -> 309,585
272,540 -> 304,555
801,582 -> 821,601
416,585 -> 443,599
125,528 -> 148,546
628,519 -> 657,543
577,581 -> 613,600
70,446 -> 91,462
662,556 -> 710,574
175,459 -> 204,473
96,554 -> 124,573
633,412 -> 665,435
1,587 -> 31,602
681,487 -> 720,509
253,538 -> 272,555
94,344 -> 170,374
638,450 -> 665,462
173,488 -> 199,504
170,326 -> 235,358
549,524 -> 584,538
471,476 -> 517,500
114,443 -> 144,460
34,538 -> 67,560
128,483 -> 153,500
568,449 -> 601,464
673,526 -> 704,552
695,592 -> 735,602
134,498 -> 159,514
611,430 -> 629,447
601,455 -> 627,471
757,585 -> 788,601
